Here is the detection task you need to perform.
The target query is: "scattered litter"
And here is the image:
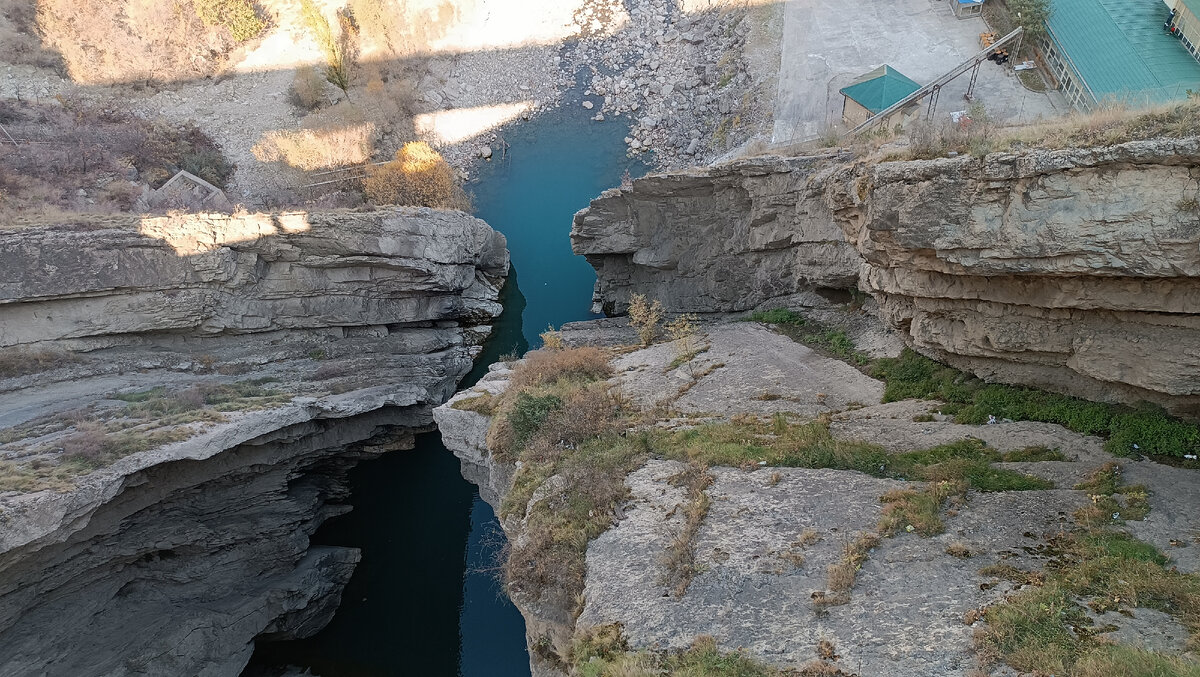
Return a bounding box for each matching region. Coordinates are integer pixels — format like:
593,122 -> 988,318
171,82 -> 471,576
1185,454 -> 1197,460
905,525 -> 915,533
986,415 -> 997,425
1133,443 -> 1140,450
758,461 -> 767,466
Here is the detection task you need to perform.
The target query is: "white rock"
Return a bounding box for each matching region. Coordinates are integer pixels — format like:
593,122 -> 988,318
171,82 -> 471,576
582,100 -> 594,109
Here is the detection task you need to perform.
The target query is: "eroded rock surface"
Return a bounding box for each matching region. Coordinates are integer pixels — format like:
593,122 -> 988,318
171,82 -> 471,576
436,321 -> 1200,676
571,154 -> 861,315
573,138 -> 1200,416
0,207 -> 508,676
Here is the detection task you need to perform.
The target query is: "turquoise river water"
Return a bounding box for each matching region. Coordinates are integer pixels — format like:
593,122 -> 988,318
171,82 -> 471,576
246,97 -> 649,676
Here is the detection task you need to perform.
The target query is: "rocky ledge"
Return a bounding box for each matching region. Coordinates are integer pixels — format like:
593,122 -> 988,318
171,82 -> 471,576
0,207 -> 508,675
435,320 -> 1200,676
572,137 -> 1200,417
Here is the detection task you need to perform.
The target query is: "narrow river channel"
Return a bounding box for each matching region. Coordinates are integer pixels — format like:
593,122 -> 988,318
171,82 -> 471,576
246,95 -> 649,676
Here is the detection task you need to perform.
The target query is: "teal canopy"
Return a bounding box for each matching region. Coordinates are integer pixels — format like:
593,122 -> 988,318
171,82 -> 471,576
839,65 -> 922,114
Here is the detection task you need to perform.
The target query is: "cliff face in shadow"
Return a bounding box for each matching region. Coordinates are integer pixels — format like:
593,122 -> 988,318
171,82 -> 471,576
0,207 -> 508,676
572,138 -> 1200,418
570,153 -> 862,315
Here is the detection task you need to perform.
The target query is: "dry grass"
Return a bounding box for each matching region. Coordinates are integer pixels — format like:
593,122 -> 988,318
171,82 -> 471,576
0,378 -> 291,494
0,100 -> 233,215
540,325 -> 565,350
253,118 -> 376,172
35,0 -> 253,84
449,392 -> 496,415
572,631 -> 787,677
1001,99 -> 1200,150
976,528 -> 1200,676
878,480 -> 965,537
1073,462 -> 1151,526
0,345 -> 81,379
363,141 -> 470,209
816,531 -> 880,607
889,99 -> 1200,161
192,0 -> 266,42
0,1 -> 60,69
507,347 -> 613,393
483,346 -> 636,617
659,464 -> 714,596
0,422 -> 192,493
796,528 -> 822,547
290,66 -> 328,111
945,541 -> 972,558
628,294 -> 664,346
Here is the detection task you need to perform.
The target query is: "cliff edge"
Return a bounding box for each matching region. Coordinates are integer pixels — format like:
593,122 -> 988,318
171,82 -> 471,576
572,138 -> 1200,418
0,207 -> 508,676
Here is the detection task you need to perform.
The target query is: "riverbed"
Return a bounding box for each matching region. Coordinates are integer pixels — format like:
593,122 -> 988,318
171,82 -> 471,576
246,98 -> 648,676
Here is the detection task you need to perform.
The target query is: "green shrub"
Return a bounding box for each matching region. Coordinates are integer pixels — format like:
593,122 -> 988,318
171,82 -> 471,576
193,0 -> 266,42
179,147 -> 235,188
978,528 -> 1200,675
507,393 -> 563,447
873,349 -> 1200,459
751,309 -> 871,365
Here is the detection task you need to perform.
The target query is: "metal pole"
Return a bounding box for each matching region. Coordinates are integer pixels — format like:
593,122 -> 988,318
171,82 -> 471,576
967,62 -> 980,98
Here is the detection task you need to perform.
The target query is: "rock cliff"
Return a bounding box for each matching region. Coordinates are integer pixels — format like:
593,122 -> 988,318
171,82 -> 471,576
572,138 -> 1200,417
571,153 -> 861,315
0,207 -> 508,675
434,321 -> 1200,676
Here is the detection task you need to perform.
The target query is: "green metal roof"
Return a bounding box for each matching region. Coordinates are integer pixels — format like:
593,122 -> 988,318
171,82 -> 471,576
1048,0 -> 1200,104
838,65 -> 921,114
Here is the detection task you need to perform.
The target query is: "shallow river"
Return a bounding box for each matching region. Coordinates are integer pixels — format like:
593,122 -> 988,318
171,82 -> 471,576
246,98 -> 649,676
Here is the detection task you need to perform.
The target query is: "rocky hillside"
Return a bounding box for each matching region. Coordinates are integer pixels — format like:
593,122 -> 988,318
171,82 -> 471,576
436,321 -> 1200,677
0,207 -> 508,675
571,138 -> 1200,418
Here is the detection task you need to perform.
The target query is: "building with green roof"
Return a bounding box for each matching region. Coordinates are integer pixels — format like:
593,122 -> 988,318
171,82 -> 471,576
838,65 -> 922,127
1041,0 -> 1200,109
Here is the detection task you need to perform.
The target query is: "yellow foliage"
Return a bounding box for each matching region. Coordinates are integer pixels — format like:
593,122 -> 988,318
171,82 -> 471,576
540,325 -> 564,350
252,122 -> 376,171
193,0 -> 266,42
363,142 -> 470,209
628,294 -> 664,346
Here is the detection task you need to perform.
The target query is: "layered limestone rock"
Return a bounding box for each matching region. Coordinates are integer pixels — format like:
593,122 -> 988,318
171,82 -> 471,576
572,138 -> 1200,416
570,153 -> 862,315
0,207 -> 508,676
829,139 -> 1200,418
435,364 -> 574,677
434,321 -> 1200,676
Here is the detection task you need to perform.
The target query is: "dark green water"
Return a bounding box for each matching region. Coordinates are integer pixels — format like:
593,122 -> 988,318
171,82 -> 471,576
246,99 -> 648,676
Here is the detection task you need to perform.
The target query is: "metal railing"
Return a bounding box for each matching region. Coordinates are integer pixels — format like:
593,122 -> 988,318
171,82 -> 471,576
848,26 -> 1025,136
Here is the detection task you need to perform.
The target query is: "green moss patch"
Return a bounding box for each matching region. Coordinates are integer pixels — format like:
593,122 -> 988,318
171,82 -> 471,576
873,349 -> 1200,459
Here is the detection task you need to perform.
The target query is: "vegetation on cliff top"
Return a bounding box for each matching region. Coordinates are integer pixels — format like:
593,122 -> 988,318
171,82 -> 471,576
0,379 -> 290,493
0,99 -> 235,217
749,309 -> 871,366
34,0 -> 265,84
482,321 -> 1196,673
976,464 -> 1200,675
753,309 -> 1200,461
572,631 -> 808,677
486,343 -> 1062,630
873,349 -> 1200,460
